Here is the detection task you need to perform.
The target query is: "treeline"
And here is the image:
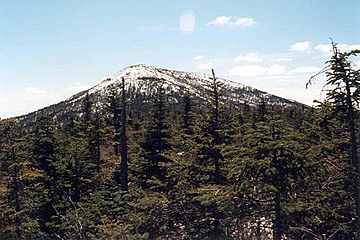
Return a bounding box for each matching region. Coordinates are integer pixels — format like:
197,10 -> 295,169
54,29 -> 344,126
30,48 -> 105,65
0,45 -> 359,239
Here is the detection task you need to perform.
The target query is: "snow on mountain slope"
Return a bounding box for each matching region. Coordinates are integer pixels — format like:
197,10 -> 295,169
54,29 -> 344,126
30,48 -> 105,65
68,64 -> 246,102
16,64 -> 302,126
70,64 -> 296,105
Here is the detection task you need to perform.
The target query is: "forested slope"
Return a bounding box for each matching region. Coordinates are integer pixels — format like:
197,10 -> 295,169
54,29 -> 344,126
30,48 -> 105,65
0,44 -> 359,239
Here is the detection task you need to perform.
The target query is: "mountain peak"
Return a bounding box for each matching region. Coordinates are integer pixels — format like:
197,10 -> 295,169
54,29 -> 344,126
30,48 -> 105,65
16,64 -> 302,126
71,64 -> 301,113
119,64 -> 157,73
126,63 -> 157,69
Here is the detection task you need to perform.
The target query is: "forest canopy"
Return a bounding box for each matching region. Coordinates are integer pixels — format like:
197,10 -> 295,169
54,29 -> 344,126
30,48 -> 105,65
0,43 -> 359,239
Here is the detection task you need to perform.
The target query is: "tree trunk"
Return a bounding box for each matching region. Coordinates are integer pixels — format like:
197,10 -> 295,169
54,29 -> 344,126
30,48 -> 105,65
120,77 -> 128,192
272,124 -> 282,240
345,81 -> 360,238
95,115 -> 101,173
211,69 -> 221,184
210,203 -> 222,239
11,143 -> 21,240
252,109 -> 257,129
73,158 -> 80,202
274,190 -> 282,240
6,132 -> 22,239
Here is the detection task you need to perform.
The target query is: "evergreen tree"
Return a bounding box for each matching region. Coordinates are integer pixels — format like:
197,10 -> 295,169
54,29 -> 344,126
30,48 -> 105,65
106,84 -> 130,189
257,98 -> 268,122
82,93 -> 101,174
289,101 -> 355,238
181,92 -> 194,134
201,69 -> 224,184
31,116 -> 65,236
308,41 -> 360,236
71,94 -> 100,202
191,69 -> 228,238
120,77 -> 129,192
0,120 -> 42,239
2,50 -> 360,239
140,83 -> 171,190
93,112 -> 103,174
228,113 -> 306,239
106,85 -> 122,156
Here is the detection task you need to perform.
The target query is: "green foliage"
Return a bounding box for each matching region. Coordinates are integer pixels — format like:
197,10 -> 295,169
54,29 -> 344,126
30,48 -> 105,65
0,48 -> 359,239
0,120 -> 43,239
139,84 -> 172,191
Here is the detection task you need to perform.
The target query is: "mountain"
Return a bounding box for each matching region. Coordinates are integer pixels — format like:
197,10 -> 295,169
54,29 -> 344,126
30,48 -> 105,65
15,64 -> 303,127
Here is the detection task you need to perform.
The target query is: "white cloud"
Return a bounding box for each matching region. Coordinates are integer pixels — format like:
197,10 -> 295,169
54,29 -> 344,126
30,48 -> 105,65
25,87 -> 47,94
207,16 -> 231,26
290,41 -> 310,51
274,57 -> 292,62
234,17 -> 255,26
314,44 -> 332,53
179,11 -> 196,34
235,53 -> 263,63
194,55 -> 204,61
207,16 -> 255,27
228,64 -> 285,77
289,66 -> 321,74
315,43 -> 360,54
197,63 -> 212,70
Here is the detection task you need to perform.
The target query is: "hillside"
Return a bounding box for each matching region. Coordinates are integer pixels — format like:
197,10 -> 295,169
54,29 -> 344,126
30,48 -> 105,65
15,64 -> 302,127
1,48 -> 360,239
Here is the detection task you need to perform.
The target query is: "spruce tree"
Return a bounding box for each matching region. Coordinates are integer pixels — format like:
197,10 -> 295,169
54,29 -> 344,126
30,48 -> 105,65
0,120 -> 42,239
228,112 -> 306,239
78,94 -> 100,198
308,42 -> 360,236
120,77 -> 129,192
106,85 -> 122,156
182,93 -> 194,135
290,101 -> 355,238
140,83 -> 170,190
31,116 -> 63,235
204,69 -> 223,184
191,69 -> 228,238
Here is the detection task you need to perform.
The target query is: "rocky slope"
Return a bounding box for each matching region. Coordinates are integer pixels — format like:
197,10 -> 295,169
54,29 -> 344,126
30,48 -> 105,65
15,64 -> 303,127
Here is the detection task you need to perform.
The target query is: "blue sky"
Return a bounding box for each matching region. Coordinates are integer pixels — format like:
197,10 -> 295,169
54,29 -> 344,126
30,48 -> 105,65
1,0 -> 359,118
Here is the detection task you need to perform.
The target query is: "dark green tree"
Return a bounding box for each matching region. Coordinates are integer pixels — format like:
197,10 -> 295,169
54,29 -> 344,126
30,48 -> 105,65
308,41 -> 360,236
140,83 -> 171,190
31,116 -> 65,235
0,120 -> 42,239
120,77 -> 129,192
181,93 -> 194,135
106,85 -> 122,156
190,69 -> 228,239
228,114 -> 306,240
202,69 -> 224,184
289,101 -> 355,238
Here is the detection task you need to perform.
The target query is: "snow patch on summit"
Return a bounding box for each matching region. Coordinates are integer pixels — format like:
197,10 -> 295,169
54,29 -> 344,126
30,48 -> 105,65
74,64 -> 254,103
15,64 -> 301,127
65,64 -> 298,108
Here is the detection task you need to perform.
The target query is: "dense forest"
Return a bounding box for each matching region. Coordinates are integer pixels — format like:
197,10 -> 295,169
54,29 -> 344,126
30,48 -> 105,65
0,44 -> 359,239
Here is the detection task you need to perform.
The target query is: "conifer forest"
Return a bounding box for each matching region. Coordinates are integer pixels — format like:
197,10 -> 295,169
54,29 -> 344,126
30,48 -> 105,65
1,44 -> 360,239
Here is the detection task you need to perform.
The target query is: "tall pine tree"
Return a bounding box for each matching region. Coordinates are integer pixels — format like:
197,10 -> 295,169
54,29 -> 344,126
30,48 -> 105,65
140,83 -> 171,190
308,41 -> 360,236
